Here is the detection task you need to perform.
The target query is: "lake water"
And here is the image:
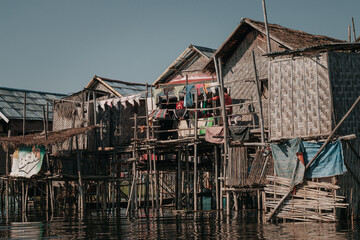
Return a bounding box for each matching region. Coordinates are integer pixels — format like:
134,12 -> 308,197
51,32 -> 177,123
0,209 -> 358,239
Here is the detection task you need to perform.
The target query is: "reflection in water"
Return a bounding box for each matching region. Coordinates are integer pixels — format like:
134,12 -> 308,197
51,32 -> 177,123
0,210 -> 358,239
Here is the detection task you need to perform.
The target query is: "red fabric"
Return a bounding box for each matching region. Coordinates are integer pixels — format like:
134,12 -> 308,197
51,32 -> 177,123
176,101 -> 184,109
296,152 -> 305,166
209,93 -> 232,114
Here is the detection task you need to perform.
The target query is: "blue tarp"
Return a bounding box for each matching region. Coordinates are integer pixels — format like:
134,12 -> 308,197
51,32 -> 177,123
271,138 -> 305,187
303,140 -> 346,178
271,138 -> 346,187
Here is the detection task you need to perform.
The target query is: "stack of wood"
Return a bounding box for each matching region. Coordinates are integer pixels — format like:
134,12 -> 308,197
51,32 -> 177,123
264,175 -> 348,222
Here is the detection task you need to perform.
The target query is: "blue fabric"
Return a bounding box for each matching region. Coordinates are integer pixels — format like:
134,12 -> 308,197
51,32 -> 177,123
271,138 -> 305,187
184,85 -> 194,107
303,140 -> 346,178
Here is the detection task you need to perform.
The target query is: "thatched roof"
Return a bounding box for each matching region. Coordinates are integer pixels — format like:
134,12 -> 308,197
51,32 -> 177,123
244,18 -> 344,49
204,18 -> 345,72
0,125 -> 98,150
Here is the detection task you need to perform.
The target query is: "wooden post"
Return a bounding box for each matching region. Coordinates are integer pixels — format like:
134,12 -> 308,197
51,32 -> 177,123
186,148 -> 190,209
262,0 -> 272,53
46,102 -> 49,132
252,50 -> 265,144
193,89 -> 198,211
217,57 -> 230,214
352,17 -> 356,42
348,25 -> 352,42
75,135 -> 85,217
43,106 -> 48,140
177,151 -> 182,209
214,146 -> 219,210
23,92 -> 26,136
145,83 -> 151,213
5,130 -> 10,217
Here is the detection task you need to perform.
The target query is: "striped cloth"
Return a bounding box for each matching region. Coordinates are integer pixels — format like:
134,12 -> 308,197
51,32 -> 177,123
149,109 -> 168,119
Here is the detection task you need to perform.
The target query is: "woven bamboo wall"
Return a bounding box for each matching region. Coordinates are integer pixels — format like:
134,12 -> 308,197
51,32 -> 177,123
269,54 -> 332,140
53,92 -> 89,153
328,52 -> 360,217
222,29 -> 283,128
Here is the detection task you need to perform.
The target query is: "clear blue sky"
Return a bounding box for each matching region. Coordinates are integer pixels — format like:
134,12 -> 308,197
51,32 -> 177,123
1,0 -> 359,94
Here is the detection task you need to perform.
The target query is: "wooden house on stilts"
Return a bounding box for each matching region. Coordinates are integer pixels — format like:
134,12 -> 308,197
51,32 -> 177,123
203,18 -> 360,221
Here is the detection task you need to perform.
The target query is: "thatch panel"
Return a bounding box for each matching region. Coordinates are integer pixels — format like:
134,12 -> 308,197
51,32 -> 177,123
269,60 -> 283,139
269,54 -> 331,140
222,30 -> 277,127
328,52 -> 360,137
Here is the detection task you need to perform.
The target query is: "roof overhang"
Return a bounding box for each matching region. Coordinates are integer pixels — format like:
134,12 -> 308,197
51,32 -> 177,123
0,110 -> 9,123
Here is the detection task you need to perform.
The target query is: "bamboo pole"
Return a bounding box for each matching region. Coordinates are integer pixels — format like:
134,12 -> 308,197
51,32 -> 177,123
352,17 -> 356,42
75,135 -> 85,217
5,130 -> 10,218
23,92 -> 26,136
177,151 -> 182,209
252,50 -> 265,144
262,0 -> 272,53
214,146 -> 219,210
348,25 -> 352,43
267,95 -> 360,221
43,106 -> 47,140
193,90 -> 198,211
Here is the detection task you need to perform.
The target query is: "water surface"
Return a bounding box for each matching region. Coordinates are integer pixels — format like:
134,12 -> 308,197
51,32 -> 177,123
0,210 -> 357,239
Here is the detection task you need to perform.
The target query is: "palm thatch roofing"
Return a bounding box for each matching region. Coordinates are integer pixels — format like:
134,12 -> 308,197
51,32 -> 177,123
204,18 -> 345,72
0,125 -> 98,150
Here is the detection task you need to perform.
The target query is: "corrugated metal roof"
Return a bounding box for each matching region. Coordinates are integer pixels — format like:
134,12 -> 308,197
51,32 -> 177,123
0,87 -> 65,122
153,45 -> 216,85
101,78 -> 147,96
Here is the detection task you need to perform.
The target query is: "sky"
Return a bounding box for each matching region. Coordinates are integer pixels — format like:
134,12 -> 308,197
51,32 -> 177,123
0,0 -> 359,95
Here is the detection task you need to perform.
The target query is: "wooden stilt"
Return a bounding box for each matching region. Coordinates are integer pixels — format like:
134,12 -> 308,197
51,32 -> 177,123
214,146 -> 219,210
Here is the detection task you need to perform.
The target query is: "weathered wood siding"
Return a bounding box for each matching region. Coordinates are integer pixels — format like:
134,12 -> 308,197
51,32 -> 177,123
268,53 -> 332,140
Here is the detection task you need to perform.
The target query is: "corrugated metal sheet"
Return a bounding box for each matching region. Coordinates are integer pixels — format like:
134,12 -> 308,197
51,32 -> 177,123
0,87 -> 65,121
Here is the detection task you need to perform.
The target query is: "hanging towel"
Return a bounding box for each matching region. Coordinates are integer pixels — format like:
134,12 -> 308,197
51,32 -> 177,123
152,89 -> 162,104
195,84 -> 202,95
199,117 -> 214,135
120,97 -> 128,109
134,93 -> 141,105
112,98 -> 120,108
203,84 -> 208,94
173,85 -> 185,100
106,99 -> 113,108
205,126 -> 224,144
184,85 -> 194,107
229,126 -> 249,141
99,100 -> 107,111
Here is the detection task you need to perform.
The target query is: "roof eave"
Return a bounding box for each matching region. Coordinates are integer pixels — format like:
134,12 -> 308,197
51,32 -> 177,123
0,110 -> 9,123
153,45 -> 195,86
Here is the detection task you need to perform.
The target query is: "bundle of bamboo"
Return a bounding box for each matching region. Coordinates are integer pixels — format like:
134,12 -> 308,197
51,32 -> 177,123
264,176 -> 348,222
